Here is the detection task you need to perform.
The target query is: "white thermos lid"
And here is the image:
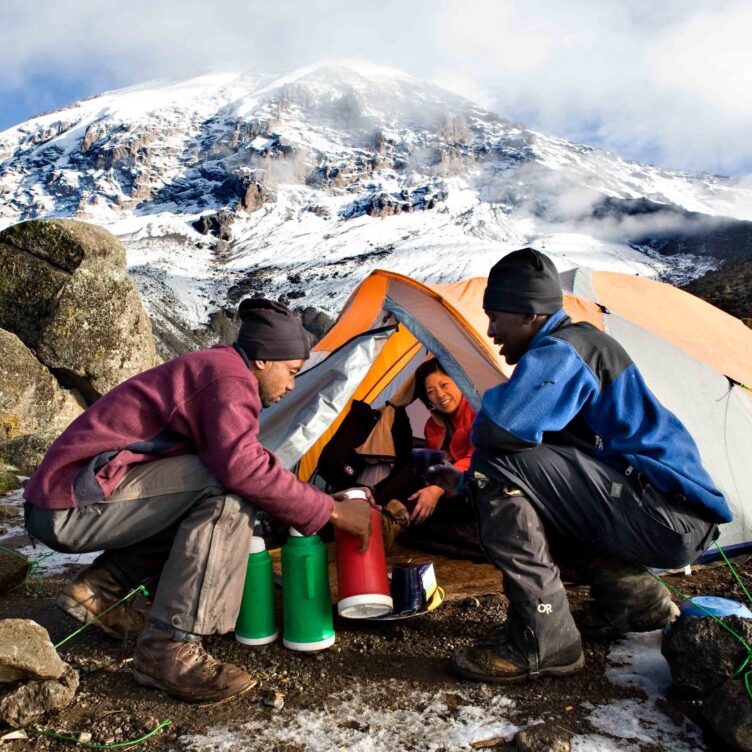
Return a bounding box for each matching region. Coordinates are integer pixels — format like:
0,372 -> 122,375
342,488 -> 368,501
250,536 -> 266,554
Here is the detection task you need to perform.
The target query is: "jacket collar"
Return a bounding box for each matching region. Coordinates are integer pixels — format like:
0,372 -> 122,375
529,308 -> 569,349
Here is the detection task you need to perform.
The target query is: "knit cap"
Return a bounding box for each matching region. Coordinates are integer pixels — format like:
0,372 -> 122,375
483,248 -> 563,314
235,298 -> 310,360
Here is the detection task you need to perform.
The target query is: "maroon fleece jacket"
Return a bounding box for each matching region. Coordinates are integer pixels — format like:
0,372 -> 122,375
23,345 -> 333,535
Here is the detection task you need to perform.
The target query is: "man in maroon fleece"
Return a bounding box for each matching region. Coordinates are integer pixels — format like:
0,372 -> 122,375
24,298 -> 373,703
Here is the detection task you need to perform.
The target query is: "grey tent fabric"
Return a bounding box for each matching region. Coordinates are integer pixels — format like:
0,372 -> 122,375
605,312 -> 752,553
258,328 -> 392,468
559,267 -> 596,301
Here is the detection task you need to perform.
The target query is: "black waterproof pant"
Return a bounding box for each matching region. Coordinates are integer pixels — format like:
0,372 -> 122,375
471,444 -> 719,603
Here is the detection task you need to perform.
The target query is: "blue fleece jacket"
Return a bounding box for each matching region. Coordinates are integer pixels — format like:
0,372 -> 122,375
471,309 -> 731,523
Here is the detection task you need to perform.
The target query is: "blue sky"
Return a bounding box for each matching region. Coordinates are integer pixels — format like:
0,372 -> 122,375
2,0 -> 751,177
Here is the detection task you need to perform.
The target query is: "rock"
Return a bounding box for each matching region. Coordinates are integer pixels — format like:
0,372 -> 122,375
662,615 -> 752,695
0,504 -> 21,523
461,596 -> 481,609
0,329 -> 84,441
702,678 -> 752,751
192,211 -> 235,240
0,220 -> 158,403
515,724 -> 571,752
0,550 -> 27,595
0,663 -> 79,728
0,465 -> 21,494
36,257 -> 156,401
296,306 -> 334,342
0,431 -> 59,477
0,619 -> 65,683
240,180 -> 275,213
261,690 -> 285,710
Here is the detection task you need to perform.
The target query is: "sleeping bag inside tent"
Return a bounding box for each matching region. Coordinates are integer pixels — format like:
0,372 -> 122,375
258,268 -> 752,557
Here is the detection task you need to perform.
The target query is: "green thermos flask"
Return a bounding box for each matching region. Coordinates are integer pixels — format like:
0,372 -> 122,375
282,529 -> 335,651
235,536 -> 278,646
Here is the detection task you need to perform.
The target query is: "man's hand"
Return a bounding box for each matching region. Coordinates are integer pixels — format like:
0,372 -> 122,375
329,494 -> 373,552
426,464 -> 463,494
331,487 -> 379,509
408,485 -> 443,524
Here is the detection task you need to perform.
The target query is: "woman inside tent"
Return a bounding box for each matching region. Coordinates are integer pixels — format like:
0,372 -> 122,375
380,358 -> 485,560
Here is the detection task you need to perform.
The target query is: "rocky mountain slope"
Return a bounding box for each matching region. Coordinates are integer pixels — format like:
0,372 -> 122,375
2,62 -> 752,356
683,258 -> 752,328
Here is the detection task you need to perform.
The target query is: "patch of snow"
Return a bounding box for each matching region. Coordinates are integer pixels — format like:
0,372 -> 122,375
606,631 -> 673,697
1,488 -> 99,575
570,631 -> 705,752
585,698 -> 702,751
182,687 -> 518,752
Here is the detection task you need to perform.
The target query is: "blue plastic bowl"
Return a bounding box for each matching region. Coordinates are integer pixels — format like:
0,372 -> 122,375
678,595 -> 752,620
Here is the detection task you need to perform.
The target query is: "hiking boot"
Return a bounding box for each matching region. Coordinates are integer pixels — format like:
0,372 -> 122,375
133,624 -> 257,703
56,565 -> 149,640
578,558 -> 680,639
381,500 -> 410,552
453,589 -> 584,684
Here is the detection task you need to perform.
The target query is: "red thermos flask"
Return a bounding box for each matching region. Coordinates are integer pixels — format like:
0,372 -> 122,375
335,490 -> 393,618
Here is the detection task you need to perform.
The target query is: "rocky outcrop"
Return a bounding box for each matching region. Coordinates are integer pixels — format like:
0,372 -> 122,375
240,178 -> 276,213
192,210 -> 235,240
682,257 -> 752,327
340,184 -> 446,220
0,329 -> 84,441
0,620 -> 65,683
0,220 -> 157,403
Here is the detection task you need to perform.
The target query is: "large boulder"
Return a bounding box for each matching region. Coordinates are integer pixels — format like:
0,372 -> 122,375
0,619 -> 65,683
0,329 -> 84,441
0,220 -> 157,402
0,431 -> 60,477
662,614 -> 752,695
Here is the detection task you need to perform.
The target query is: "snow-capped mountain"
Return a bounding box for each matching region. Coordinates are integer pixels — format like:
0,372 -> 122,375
2,62 -> 752,355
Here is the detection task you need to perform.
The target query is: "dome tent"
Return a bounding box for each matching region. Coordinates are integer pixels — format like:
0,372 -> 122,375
258,268 -> 752,557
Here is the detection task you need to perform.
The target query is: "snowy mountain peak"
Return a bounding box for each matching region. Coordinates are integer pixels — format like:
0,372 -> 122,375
2,62 -> 752,357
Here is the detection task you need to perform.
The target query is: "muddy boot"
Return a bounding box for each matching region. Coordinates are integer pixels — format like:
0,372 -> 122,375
453,589 -> 584,684
56,565 -> 149,640
133,624 -> 257,703
381,500 -> 410,552
578,558 -> 680,639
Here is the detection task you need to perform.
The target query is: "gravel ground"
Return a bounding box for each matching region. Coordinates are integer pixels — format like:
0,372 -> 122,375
1,496 -> 750,751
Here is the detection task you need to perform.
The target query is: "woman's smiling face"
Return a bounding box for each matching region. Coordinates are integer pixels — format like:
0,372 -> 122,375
423,371 -> 463,414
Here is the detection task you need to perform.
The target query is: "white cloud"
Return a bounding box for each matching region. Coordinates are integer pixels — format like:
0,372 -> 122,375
1,0 -> 751,175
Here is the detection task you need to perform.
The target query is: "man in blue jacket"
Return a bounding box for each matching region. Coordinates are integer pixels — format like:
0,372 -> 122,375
434,248 -> 729,684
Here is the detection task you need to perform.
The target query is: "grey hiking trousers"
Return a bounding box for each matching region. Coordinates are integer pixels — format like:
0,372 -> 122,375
471,444 -> 720,603
25,455 -> 255,636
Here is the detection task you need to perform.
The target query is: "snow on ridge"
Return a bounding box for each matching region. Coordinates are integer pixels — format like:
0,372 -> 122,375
2,61 -> 751,350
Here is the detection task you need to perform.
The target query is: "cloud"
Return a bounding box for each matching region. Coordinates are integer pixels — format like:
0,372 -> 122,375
1,0 -> 751,176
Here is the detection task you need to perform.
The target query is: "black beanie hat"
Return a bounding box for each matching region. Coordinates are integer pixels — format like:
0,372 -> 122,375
483,248 -> 563,314
235,298 -> 310,361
